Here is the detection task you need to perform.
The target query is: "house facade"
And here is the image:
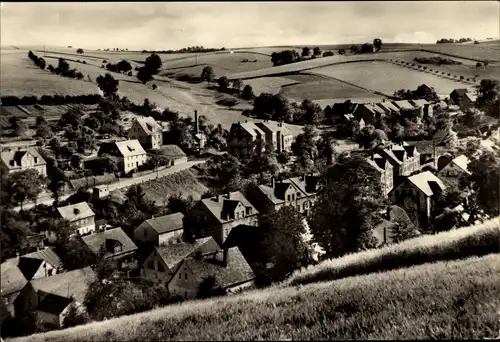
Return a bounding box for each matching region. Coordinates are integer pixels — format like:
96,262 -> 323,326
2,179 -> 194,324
255,121 -> 294,153
379,142 -> 421,181
134,212 -> 185,246
365,154 -> 394,195
389,171 -> 447,228
57,202 -> 96,236
98,139 -> 147,174
183,191 -> 259,246
17,247 -> 63,280
353,104 -> 385,125
437,154 -> 471,185
128,117 -> 163,150
0,149 -> 47,177
1,260 -> 28,318
409,99 -> 433,118
227,122 -> 265,158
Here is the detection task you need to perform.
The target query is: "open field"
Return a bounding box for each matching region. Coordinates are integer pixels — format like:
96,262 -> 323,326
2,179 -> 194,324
12,253 -> 500,341
285,217 -> 500,287
311,61 -> 476,96
242,76 -> 299,96
424,43 -> 500,62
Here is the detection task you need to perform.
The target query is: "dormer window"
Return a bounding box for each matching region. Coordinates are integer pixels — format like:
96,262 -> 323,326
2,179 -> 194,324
246,207 -> 252,215
34,157 -> 38,163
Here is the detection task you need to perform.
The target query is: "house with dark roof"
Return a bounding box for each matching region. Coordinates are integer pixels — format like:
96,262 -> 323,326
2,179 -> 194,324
372,205 -> 420,246
227,121 -> 265,158
389,171 -> 447,228
141,236 -> 220,286
437,154 -> 471,186
150,145 -> 187,166
353,103 -> 386,125
183,191 -> 259,246
12,247 -> 64,282
81,227 -> 138,271
134,212 -> 185,246
378,142 -> 421,182
255,121 -> 294,153
0,148 -> 46,177
167,246 -> 255,299
247,175 -> 319,216
364,153 -> 394,195
98,139 -> 147,174
392,100 -> 415,111
128,117 -> 163,150
36,293 -> 74,328
450,88 -> 469,105
57,201 -> 96,236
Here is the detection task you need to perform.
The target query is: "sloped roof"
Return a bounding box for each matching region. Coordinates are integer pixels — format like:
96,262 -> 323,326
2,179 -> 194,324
0,148 -> 46,170
408,171 -> 447,197
451,88 -> 468,96
289,175 -> 321,196
451,155 -> 471,174
464,93 -> 477,102
200,192 -> 258,224
392,100 -> 415,110
410,99 -> 430,107
181,247 -> 255,289
366,104 -> 385,115
1,259 -> 28,296
31,267 -> 96,303
376,102 -> 399,113
23,247 -> 63,269
37,293 -> 73,315
18,257 -> 44,280
115,139 -> 146,157
57,202 -> 94,222
365,157 -> 384,173
156,145 -> 187,159
256,121 -> 292,136
81,227 -> 137,256
144,212 -> 184,234
134,117 -> 162,135
234,122 -> 265,138
156,236 -> 220,270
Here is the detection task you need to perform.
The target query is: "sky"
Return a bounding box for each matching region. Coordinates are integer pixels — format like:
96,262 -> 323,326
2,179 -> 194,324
1,1 -> 499,50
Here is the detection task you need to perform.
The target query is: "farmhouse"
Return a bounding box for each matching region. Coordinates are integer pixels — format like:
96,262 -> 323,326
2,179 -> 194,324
97,139 -> 147,174
81,227 -> 138,271
128,117 -> 163,150
365,153 -> 394,195
141,236 -> 220,286
0,148 -> 46,177
183,191 -> 259,246
255,121 -> 294,153
134,212 -> 185,246
57,201 -> 96,236
450,88 -> 469,105
389,171 -> 447,228
153,145 -> 188,166
167,246 -> 255,299
227,122 -> 265,158
353,103 -> 385,125
437,154 -> 471,185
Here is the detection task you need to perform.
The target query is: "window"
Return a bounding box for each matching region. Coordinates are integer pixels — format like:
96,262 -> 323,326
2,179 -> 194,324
297,205 -> 300,212
185,273 -> 188,280
297,192 -> 300,198
179,273 -> 182,279
48,269 -> 53,276
292,194 -> 295,201
241,211 -> 245,218
236,212 -> 239,220
34,157 -> 38,163
287,195 -> 291,201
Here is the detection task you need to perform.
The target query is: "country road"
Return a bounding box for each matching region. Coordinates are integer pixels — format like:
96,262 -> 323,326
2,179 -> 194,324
13,159 -> 207,212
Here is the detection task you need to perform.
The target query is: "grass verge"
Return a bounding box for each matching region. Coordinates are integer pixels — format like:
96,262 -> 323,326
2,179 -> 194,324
284,217 -> 499,287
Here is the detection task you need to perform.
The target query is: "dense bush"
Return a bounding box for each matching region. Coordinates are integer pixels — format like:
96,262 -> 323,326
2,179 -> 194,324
1,94 -> 102,106
414,56 -> 462,65
322,51 -> 334,57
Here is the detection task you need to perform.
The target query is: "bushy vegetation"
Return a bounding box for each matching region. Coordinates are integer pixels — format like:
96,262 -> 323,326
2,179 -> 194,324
437,37 -> 473,44
28,51 -> 46,70
286,217 -> 499,286
13,254 -> 500,341
141,46 -> 226,54
1,94 -> 103,106
414,56 -> 463,65
104,60 -> 132,74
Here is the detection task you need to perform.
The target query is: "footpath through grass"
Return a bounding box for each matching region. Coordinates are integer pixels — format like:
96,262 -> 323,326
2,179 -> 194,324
285,217 -> 500,287
11,253 -> 500,341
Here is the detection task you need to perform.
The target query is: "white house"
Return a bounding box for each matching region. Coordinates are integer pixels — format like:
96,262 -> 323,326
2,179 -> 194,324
0,149 -> 47,177
97,139 -> 147,174
134,212 -> 185,246
57,202 -> 96,236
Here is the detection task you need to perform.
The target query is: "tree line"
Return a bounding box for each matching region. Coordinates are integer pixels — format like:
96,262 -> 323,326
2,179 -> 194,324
436,38 -> 474,44
141,46 -> 226,54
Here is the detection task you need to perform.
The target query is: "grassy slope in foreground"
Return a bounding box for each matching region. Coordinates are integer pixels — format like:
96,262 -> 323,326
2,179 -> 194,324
285,217 -> 500,287
12,253 -> 500,341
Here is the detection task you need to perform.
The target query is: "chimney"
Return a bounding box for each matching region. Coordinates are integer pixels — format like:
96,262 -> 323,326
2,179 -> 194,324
74,208 -> 80,215
16,252 -> 20,258
223,248 -> 229,267
216,194 -> 221,202
271,177 -> 275,188
194,110 -> 199,135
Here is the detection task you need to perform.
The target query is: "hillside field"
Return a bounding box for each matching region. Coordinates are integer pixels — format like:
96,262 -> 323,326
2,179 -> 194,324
12,253 -> 500,341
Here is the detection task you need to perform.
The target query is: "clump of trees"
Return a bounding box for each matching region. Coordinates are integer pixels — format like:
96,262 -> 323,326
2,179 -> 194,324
1,94 -> 102,106
27,51 -> 46,70
136,53 -> 163,84
436,38 -> 473,44
322,51 -> 334,57
393,84 -> 440,102
141,46 -> 226,54
271,50 -> 300,66
96,73 -> 119,99
46,57 -> 84,80
76,48 -> 84,54
105,60 -> 132,74
414,56 -> 462,65
201,66 -> 215,86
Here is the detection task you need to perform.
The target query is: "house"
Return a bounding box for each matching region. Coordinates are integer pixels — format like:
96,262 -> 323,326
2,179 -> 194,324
128,117 -> 163,150
36,293 -> 74,328
141,236 -> 220,286
0,148 -> 46,177
227,121 -> 265,158
1,260 -> 28,318
325,101 -> 359,124
378,142 -> 421,182
372,205 -> 420,246
353,103 -> 385,125
134,212 -> 185,246
183,191 -> 259,246
450,88 -> 469,105
153,145 -> 187,166
255,121 -> 294,153
389,171 -> 447,228
16,247 -> 63,280
375,101 -> 399,115
57,201 -> 96,236
288,174 -> 321,215
437,154 -> 471,185
81,227 -> 138,271
409,99 -> 433,117
167,246 -> 255,299
97,139 -> 147,174
460,93 -> 477,111
392,100 -> 415,111
247,175 -> 318,215
365,153 -> 394,195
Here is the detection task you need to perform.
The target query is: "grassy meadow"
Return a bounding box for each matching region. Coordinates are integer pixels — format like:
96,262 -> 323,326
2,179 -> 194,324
11,253 -> 500,341
285,217 -> 500,287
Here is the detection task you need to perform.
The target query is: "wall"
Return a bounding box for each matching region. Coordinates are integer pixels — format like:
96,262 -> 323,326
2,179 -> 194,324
167,265 -> 198,299
226,279 -> 255,295
134,222 -> 159,244
141,252 -> 174,286
171,156 -> 188,165
124,154 -> 147,174
37,310 -> 62,328
437,162 -> 465,178
31,261 -> 58,280
158,229 -> 184,246
74,215 -> 96,235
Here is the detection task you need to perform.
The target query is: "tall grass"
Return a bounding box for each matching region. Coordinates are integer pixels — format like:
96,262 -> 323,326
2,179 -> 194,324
284,217 -> 499,287
11,254 -> 500,341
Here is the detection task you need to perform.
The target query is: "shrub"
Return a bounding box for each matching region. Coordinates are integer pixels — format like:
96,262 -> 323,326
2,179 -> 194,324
128,71 -> 133,76
152,84 -> 157,90
418,65 -> 422,69
460,76 -> 464,80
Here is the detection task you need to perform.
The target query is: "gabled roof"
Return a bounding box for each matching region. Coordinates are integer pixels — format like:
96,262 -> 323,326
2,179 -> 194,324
115,139 -> 146,157
366,104 -> 385,115
31,267 -> 96,303
23,247 -> 63,269
57,202 -> 94,222
256,121 -> 292,136
144,212 -> 184,234
0,148 -> 46,170
451,155 -> 471,174
392,100 -> 415,110
289,174 -> 321,196
1,259 -> 28,296
376,101 -> 399,113
365,156 -> 385,173
37,293 -> 73,315
451,88 -> 468,96
232,122 -> 265,138
155,145 -> 187,159
17,257 -> 44,280
200,191 -> 258,224
156,236 -> 220,270
409,99 -> 430,107
408,171 -> 447,197
81,227 -> 137,256
464,93 -> 477,102
180,247 -> 255,289
133,117 -> 162,135
256,179 -> 301,205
